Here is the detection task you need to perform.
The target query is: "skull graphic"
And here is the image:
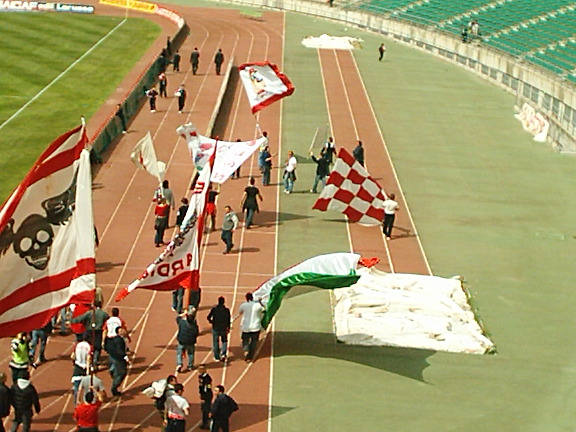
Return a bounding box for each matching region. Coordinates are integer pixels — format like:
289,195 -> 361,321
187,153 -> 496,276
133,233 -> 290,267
13,214 -> 54,270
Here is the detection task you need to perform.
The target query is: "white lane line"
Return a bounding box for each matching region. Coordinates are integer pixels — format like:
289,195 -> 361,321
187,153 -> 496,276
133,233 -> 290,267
348,52 -> 432,275
0,19 -> 128,132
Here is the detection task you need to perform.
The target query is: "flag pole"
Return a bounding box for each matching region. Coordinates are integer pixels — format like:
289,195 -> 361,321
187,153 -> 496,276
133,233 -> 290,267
182,139 -> 217,314
254,112 -> 261,139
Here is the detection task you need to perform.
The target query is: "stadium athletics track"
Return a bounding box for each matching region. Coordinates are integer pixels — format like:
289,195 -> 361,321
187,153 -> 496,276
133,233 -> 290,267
0,3 -> 281,431
0,1 -> 437,430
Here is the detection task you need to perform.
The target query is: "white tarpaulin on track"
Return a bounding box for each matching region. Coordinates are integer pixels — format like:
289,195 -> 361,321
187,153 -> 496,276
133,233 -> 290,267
333,268 -> 495,354
302,34 -> 363,50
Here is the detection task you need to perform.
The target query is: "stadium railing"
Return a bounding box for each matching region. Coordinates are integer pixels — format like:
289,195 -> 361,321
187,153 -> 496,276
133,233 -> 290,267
89,7 -> 189,163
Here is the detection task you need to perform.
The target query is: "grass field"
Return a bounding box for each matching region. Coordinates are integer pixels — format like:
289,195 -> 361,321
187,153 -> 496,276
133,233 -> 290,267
273,11 -> 576,432
0,13 -> 160,201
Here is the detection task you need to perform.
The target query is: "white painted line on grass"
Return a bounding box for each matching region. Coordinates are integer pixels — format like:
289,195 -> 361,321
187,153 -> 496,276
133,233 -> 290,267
0,18 -> 128,132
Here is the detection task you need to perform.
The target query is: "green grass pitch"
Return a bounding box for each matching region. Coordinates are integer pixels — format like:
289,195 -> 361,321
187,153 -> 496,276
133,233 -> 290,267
0,12 -> 160,201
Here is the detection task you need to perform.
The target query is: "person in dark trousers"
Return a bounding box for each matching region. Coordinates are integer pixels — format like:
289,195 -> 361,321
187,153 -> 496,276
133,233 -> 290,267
382,192 -> 399,240
115,104 -> 128,134
159,51 -> 168,73
146,87 -> 159,112
172,50 -> 181,72
70,301 -> 109,367
166,36 -> 172,57
29,320 -> 52,367
159,72 -> 168,98
190,47 -> 200,75
352,140 -> 365,166
214,49 -> 224,75
310,150 -> 330,193
176,309 -> 199,373
197,365 -> 212,430
324,136 -> 336,165
0,372 -> 11,432
220,206 -> 238,254
176,85 -> 187,113
10,370 -> 40,432
209,385 -> 238,432
9,333 -> 31,384
207,297 -> 231,362
260,145 -> 273,186
107,326 -> 129,397
238,293 -> 265,362
241,177 -> 263,229
205,185 -> 219,233
175,197 -> 189,229
378,43 -> 386,61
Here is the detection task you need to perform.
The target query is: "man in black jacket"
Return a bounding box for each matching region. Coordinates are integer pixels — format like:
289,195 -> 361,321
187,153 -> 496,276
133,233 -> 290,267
0,372 -> 11,432
210,385 -> 238,432
207,297 -> 231,362
107,327 -> 129,397
310,150 -> 331,193
197,365 -> 212,430
176,309 -> 199,373
10,370 -> 40,432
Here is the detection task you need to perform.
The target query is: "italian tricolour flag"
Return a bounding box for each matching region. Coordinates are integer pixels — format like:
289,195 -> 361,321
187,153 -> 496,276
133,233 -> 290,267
254,253 -> 377,327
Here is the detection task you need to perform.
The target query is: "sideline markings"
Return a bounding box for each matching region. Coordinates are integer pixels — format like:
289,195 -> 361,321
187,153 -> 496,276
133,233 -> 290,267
0,18 -> 128,132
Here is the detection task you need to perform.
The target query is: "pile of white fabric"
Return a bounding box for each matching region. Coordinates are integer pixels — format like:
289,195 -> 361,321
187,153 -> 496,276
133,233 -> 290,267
333,268 -> 495,354
302,34 -> 364,50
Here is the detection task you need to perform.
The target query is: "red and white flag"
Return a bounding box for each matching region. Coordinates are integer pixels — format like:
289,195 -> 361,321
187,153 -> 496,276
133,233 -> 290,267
313,148 -> 386,226
130,131 -> 166,182
238,61 -> 295,114
0,125 -> 95,337
177,122 -> 266,183
115,156 -> 212,301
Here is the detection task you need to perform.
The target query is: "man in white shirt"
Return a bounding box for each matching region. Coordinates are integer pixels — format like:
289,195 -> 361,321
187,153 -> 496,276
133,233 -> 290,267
164,383 -> 189,432
77,367 -> 106,404
71,335 -> 92,405
238,292 -> 265,362
382,193 -> 399,240
283,150 -> 298,194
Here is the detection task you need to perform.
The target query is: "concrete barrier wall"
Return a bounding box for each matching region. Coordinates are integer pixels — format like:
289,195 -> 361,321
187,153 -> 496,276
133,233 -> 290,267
209,0 -> 576,152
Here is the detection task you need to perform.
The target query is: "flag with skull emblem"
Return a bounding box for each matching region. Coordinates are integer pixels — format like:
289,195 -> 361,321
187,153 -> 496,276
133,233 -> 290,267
0,125 -> 95,337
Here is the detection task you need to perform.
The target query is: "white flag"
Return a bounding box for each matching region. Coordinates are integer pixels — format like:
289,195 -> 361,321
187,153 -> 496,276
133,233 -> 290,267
177,122 -> 266,182
0,126 -> 95,337
238,61 -> 295,114
116,160 -> 212,301
211,136 -> 267,183
130,131 -> 165,181
177,123 -> 214,171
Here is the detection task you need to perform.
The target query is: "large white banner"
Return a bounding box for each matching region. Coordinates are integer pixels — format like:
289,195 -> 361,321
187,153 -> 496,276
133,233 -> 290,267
116,161 -> 212,300
177,122 -> 267,183
0,126 -> 95,336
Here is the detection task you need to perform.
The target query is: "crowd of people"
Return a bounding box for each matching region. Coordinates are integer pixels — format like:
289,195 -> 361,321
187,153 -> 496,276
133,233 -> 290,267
1,287 -> 261,431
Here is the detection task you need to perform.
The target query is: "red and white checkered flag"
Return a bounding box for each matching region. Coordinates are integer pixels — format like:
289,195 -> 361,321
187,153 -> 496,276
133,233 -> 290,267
313,148 -> 386,226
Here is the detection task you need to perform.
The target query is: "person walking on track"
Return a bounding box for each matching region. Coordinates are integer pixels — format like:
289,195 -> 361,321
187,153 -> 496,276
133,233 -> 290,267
190,47 -> 200,75
382,192 -> 399,240
214,49 -> 224,75
220,206 -> 238,254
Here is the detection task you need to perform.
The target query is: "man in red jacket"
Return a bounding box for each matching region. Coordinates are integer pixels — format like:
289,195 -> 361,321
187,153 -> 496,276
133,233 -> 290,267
73,386 -> 105,432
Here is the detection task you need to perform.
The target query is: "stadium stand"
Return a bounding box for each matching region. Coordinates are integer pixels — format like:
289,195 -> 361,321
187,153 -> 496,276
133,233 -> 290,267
355,0 -> 576,78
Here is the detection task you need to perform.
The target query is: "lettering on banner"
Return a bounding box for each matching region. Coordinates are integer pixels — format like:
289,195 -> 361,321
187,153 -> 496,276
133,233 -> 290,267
139,252 -> 193,281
